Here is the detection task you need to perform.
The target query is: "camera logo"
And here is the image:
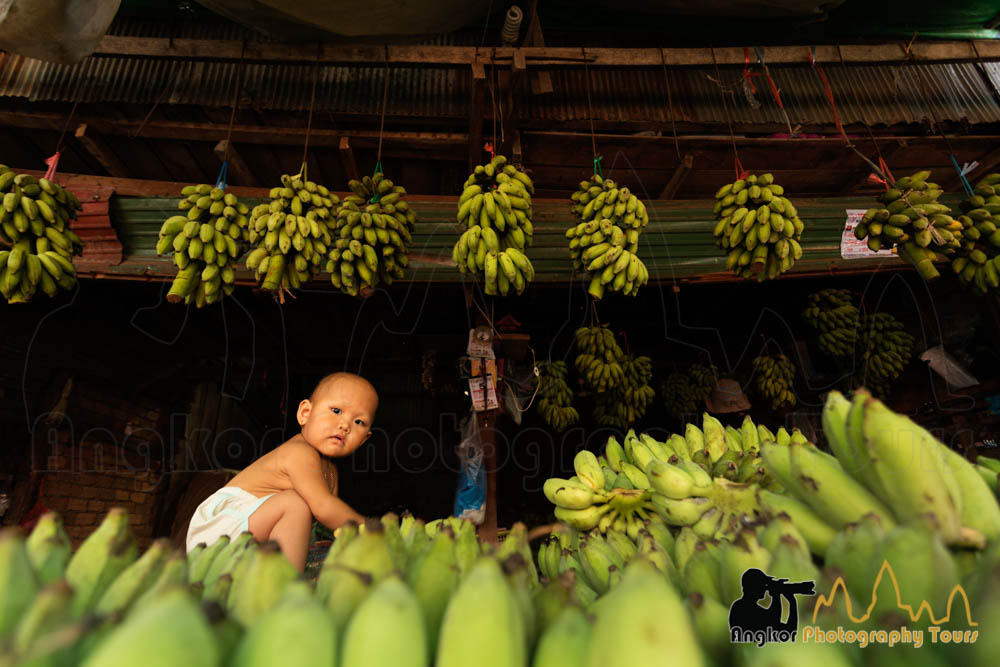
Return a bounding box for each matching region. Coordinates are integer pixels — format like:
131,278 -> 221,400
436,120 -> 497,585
729,568 -> 816,646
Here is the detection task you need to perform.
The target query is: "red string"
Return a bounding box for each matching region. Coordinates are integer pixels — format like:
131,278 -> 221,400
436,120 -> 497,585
742,47 -> 785,110
742,47 -> 757,94
734,156 -> 749,181
44,153 -> 61,180
808,49 -> 848,145
876,156 -> 895,190
484,141 -> 495,159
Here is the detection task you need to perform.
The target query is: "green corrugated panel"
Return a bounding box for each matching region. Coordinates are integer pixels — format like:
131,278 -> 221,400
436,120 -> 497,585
110,195 -> 919,284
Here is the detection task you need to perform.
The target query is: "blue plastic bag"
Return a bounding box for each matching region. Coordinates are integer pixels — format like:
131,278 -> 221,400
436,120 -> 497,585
453,414 -> 486,524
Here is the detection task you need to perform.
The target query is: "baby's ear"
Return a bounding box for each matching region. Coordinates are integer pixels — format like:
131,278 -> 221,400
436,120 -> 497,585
296,399 -> 312,426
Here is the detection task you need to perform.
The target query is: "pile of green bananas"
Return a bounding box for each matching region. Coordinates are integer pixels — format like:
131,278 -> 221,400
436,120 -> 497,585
711,172 -> 804,281
544,414 -> 788,542
751,353 -> 796,410
156,184 -> 250,307
572,324 -> 624,393
0,168 -> 83,303
854,170 -> 963,280
953,172 -> 1000,293
534,360 -> 580,432
593,355 -> 655,429
452,155 -> 536,296
850,312 -> 914,398
802,288 -> 859,356
327,173 -> 416,295
245,173 -> 339,294
566,174 -> 650,300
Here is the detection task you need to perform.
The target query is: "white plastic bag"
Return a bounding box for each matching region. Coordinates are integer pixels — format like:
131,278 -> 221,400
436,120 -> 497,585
919,345 -> 979,390
0,0 -> 121,65
453,414 -> 485,525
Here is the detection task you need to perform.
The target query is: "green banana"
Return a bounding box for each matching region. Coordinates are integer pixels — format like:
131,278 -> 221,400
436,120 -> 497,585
94,538 -> 171,615
80,588 -> 218,667
341,577 -> 427,667
65,508 -> 138,617
436,557 -> 527,667
25,513 -> 71,585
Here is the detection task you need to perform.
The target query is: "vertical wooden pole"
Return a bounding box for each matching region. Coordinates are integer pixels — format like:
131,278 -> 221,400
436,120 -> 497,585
477,410 -> 498,545
465,285 -> 499,544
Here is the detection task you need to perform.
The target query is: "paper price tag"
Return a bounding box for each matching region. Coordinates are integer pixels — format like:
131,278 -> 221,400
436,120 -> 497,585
841,209 -> 895,259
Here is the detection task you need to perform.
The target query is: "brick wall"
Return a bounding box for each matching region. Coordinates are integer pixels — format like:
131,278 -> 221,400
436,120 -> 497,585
36,379 -> 170,548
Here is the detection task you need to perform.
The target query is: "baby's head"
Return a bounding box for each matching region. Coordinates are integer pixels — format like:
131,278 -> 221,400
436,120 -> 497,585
297,372 -> 379,457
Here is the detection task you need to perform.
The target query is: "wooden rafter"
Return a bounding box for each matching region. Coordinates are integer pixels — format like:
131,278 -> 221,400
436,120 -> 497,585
74,123 -> 128,178
338,136 -> 360,181
92,36 -> 1000,68
659,153 -> 694,200
0,112 -> 465,148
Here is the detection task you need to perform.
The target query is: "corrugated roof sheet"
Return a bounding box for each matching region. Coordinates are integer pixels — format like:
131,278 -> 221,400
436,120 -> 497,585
104,195 -> 909,285
3,50 -> 1000,127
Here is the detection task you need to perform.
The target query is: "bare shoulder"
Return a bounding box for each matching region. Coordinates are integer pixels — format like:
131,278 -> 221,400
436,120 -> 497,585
274,436 -> 323,472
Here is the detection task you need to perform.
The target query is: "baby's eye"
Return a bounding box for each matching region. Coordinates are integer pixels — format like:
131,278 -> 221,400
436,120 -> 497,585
330,407 -> 341,414
355,419 -> 365,426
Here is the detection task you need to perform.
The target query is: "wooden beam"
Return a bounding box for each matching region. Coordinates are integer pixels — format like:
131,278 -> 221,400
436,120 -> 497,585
73,124 -> 128,178
0,112 -> 465,148
469,59 -> 486,172
339,137 -> 360,182
92,36 -> 1000,68
659,153 -> 694,200
522,0 -> 554,95
213,140 -> 258,187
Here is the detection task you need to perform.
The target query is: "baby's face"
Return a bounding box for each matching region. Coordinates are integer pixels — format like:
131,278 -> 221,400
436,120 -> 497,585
298,379 -> 378,458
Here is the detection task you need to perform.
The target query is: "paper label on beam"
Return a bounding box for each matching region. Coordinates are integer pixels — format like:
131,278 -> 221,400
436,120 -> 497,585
841,209 -> 894,259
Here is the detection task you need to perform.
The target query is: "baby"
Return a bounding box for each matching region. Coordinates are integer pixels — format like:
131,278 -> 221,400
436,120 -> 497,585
186,372 -> 378,571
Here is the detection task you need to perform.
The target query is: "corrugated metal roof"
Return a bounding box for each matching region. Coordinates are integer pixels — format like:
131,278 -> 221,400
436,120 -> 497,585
0,53 -> 468,117
3,49 -> 999,127
105,195 -> 908,286
520,61 -> 1000,127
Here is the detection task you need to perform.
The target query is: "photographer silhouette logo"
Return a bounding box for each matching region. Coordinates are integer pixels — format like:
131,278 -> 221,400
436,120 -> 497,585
729,568 -> 816,646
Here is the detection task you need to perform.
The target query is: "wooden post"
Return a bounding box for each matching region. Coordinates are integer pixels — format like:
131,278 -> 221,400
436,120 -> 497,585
469,58 -> 486,172
465,285 -> 498,544
339,136 -> 361,181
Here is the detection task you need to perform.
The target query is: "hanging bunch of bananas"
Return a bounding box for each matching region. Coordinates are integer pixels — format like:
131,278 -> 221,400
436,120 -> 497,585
535,360 -> 580,431
711,172 -> 804,281
593,355 -> 655,429
952,172 -> 1000,294
244,172 -> 338,295
661,373 -> 699,420
750,353 -> 796,410
566,174 -> 650,300
851,313 -> 915,398
452,155 -> 535,296
854,170 -> 963,281
156,184 -> 250,307
573,324 -> 625,393
0,167 -> 83,303
802,288 -> 860,356
326,173 -> 415,295
687,363 -> 719,401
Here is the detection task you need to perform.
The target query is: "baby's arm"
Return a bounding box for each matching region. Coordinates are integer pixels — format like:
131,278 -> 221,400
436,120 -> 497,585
284,445 -> 364,530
